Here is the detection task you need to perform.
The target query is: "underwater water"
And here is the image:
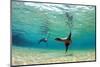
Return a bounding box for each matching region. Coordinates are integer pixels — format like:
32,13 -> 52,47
12,1 -> 96,66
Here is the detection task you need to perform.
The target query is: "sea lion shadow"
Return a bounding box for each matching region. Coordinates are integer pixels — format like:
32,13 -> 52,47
65,54 -> 73,56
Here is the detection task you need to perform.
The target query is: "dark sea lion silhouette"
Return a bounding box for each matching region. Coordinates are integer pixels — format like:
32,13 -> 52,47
38,38 -> 48,47
65,12 -> 73,21
55,32 -> 72,53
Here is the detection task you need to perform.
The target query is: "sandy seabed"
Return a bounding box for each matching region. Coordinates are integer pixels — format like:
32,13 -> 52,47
12,47 -> 95,66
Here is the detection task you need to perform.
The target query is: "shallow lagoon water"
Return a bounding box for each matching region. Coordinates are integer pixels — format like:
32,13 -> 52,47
12,1 -> 96,66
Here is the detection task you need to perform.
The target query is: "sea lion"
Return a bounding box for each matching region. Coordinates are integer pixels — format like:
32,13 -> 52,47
55,32 -> 72,53
38,38 -> 48,44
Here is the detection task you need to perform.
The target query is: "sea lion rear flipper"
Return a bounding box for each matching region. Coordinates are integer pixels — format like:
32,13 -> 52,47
65,42 -> 69,54
67,32 -> 71,40
38,38 -> 44,44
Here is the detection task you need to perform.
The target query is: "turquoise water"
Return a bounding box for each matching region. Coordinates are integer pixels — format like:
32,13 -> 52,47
12,1 -> 96,50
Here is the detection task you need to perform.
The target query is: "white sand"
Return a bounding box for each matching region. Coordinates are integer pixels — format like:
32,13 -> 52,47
12,47 -> 95,65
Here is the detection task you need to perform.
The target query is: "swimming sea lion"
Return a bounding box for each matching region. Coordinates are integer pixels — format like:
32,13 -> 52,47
55,32 -> 72,53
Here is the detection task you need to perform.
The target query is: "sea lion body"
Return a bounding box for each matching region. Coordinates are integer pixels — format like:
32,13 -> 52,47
55,32 -> 72,53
